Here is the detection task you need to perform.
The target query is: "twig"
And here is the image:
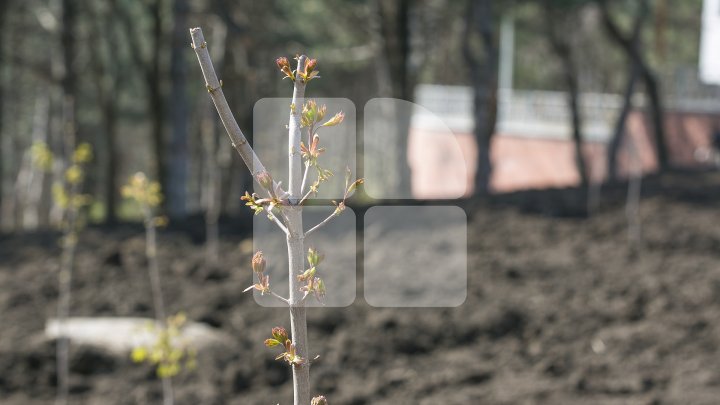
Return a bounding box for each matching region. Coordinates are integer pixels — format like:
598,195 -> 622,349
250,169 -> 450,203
265,206 -> 290,235
298,189 -> 314,206
304,209 -> 340,238
55,183 -> 78,405
300,162 -> 310,196
141,204 -> 173,405
189,28 -> 283,194
270,291 -> 290,305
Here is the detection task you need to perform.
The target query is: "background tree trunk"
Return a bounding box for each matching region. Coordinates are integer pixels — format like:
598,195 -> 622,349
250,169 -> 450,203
544,5 -> 589,190
374,0 -> 414,196
0,0 -> 7,223
607,65 -> 639,182
89,2 -> 121,224
599,0 -> 669,171
462,0 -> 498,196
148,0 -> 167,212
61,0 -> 77,154
115,0 -> 167,211
168,0 -> 189,218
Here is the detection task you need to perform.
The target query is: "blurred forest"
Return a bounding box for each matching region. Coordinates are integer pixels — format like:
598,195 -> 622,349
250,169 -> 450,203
0,0 -> 709,230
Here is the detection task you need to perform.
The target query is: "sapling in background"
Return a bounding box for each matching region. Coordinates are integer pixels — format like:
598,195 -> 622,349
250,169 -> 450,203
121,172 -> 168,322
122,172 -> 195,405
38,142 -> 94,405
191,27 -> 361,405
130,312 -> 197,404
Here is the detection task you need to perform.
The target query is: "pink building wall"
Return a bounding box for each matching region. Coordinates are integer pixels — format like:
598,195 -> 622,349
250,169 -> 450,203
408,110 -> 720,198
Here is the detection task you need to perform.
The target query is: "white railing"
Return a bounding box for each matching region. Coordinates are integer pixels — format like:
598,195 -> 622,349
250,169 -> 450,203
413,84 -> 720,143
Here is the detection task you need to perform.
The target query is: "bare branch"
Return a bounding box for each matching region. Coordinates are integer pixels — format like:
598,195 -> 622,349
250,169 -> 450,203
304,209 -> 341,238
265,206 -> 290,235
300,162 -> 310,195
298,189 -> 314,206
189,28 -> 284,193
270,291 -> 290,305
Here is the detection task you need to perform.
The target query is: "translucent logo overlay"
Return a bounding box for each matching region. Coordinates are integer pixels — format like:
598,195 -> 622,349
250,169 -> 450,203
252,98 -> 468,308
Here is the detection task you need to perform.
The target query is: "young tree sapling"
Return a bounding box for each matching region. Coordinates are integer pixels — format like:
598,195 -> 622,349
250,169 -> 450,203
190,27 -> 361,405
40,142 -> 94,405
122,173 -> 194,405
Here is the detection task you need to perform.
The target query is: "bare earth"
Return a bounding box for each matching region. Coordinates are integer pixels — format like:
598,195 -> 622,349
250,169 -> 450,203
1,172 -> 719,405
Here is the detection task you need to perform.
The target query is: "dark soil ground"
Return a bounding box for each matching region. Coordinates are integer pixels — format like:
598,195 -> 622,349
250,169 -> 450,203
1,172 -> 720,405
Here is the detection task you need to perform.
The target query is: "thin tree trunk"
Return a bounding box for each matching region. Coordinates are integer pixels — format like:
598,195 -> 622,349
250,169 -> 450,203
61,0 -> 77,150
112,0 -> 168,213
141,203 -> 173,405
55,101 -> 78,405
607,65 -> 638,182
89,4 -> 120,224
626,136 -> 642,250
56,3 -> 77,400
22,95 -> 50,229
149,0 -> 167,212
168,0 -> 189,218
640,67 -> 668,169
286,55 -> 310,405
374,0 -> 413,196
544,8 -> 589,190
599,0 -> 668,171
0,0 -> 7,221
55,191 -> 78,405
601,0 -> 647,182
462,0 -> 498,196
103,103 -> 118,223
52,0 -> 78,230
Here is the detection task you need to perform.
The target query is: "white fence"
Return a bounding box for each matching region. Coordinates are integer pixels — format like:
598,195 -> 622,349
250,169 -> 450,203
413,84 -> 720,143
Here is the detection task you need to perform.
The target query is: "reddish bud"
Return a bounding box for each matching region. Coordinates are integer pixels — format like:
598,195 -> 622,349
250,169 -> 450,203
271,326 -> 288,343
311,396 -> 328,405
275,56 -> 295,81
256,171 -> 273,190
252,251 -> 266,274
275,57 -> 290,71
305,58 -> 318,74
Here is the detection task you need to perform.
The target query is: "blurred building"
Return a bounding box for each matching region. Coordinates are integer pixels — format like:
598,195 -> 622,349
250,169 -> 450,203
409,84 -> 720,198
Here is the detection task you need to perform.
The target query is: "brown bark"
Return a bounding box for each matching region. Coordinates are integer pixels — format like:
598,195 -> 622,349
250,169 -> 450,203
0,0 -> 7,217
544,5 -> 589,189
374,0 -> 414,195
89,3 -> 120,224
599,0 -> 669,171
168,0 -> 189,218
462,0 -> 498,196
607,65 -> 639,182
149,0 -> 166,209
113,0 -> 167,209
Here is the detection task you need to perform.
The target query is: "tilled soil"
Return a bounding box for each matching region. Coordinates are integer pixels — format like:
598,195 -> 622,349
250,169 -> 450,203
1,172 -> 720,405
